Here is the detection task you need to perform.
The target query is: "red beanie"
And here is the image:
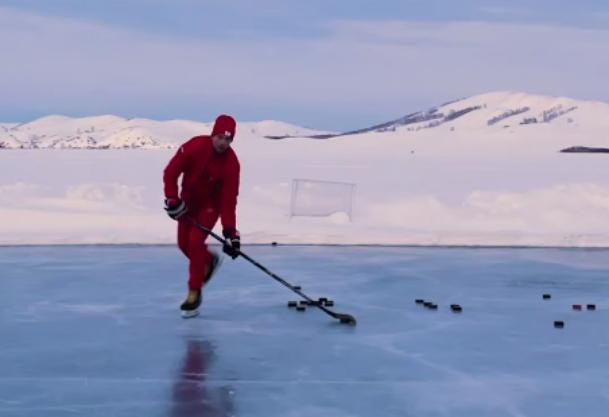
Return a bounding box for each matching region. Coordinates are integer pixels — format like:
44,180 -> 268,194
211,114 -> 236,139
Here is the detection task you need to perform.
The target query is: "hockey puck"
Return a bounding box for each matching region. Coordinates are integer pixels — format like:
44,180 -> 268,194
428,304 -> 438,310
296,306 -> 306,312
554,320 -> 565,328
450,304 -> 462,312
587,304 -> 597,311
287,301 -> 298,308
415,299 -> 425,304
271,241 -> 278,246
293,286 -> 302,291
572,304 -> 582,311
324,300 -> 334,307
543,294 -> 552,300
423,301 -> 433,308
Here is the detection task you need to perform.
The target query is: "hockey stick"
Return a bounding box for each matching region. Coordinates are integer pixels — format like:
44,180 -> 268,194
186,216 -> 357,325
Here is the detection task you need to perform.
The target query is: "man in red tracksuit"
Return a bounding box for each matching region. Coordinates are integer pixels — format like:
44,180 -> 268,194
163,114 -> 241,317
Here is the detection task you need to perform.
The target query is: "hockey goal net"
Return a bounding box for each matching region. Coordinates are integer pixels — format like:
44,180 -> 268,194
290,178 -> 356,221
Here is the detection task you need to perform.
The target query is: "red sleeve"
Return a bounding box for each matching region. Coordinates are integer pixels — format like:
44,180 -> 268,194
220,156 -> 240,232
163,141 -> 191,199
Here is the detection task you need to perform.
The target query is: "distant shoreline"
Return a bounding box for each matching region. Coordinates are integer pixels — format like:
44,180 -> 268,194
2,243 -> 608,250
561,146 -> 609,153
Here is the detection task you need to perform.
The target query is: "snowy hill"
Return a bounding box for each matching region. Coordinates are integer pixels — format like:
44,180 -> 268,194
0,115 -> 328,149
335,91 -> 609,136
3,91 -> 609,149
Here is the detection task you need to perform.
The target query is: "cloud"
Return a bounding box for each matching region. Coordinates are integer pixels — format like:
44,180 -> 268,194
2,6 -> 609,129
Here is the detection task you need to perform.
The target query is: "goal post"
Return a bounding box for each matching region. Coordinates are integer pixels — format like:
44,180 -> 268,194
290,178 -> 356,221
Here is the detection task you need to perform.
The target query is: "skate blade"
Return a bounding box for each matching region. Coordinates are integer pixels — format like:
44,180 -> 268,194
181,309 -> 200,319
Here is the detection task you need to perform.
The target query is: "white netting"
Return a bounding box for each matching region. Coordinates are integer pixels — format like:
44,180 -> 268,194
290,179 -> 356,221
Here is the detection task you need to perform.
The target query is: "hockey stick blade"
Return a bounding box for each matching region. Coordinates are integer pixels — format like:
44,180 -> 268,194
334,313 -> 357,326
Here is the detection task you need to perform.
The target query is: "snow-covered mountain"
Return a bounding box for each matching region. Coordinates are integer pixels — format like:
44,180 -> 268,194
0,116 -> 329,149
3,91 -> 609,149
336,91 -> 609,136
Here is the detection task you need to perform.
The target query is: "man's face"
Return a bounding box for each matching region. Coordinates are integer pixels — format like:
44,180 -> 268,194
211,133 -> 233,153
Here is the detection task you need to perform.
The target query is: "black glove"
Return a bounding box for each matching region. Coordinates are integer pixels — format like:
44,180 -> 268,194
222,229 -> 241,259
164,198 -> 187,220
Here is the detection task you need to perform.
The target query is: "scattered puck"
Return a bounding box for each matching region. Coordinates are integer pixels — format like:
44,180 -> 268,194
293,286 -> 302,291
587,304 -> 596,311
554,320 -> 565,328
450,304 -> 462,313
572,304 -> 582,311
543,294 -> 552,300
296,306 -> 306,312
287,301 -> 298,308
325,300 -> 335,307
428,304 -> 438,310
271,241 -> 278,246
423,301 -> 433,308
415,299 -> 425,304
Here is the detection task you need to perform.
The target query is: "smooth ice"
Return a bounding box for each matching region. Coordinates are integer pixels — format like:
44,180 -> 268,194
1,245 -> 609,417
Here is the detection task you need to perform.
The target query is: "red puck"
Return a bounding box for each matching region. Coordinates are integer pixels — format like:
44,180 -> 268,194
572,304 -> 582,311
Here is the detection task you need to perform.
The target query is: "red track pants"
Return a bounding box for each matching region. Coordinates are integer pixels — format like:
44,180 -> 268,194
177,208 -> 220,290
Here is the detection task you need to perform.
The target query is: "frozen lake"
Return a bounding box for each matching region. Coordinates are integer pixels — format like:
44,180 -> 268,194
1,245 -> 608,417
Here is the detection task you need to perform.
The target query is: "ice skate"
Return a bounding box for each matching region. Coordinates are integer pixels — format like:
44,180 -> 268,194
180,288 -> 202,318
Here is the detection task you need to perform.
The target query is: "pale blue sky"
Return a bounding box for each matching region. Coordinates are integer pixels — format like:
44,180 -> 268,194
2,1 -> 609,130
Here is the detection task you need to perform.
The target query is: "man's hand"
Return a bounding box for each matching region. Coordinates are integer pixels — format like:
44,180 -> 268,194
222,229 -> 241,259
164,198 -> 187,220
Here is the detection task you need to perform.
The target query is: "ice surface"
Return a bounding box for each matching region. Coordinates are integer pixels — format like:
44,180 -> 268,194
1,245 -> 609,416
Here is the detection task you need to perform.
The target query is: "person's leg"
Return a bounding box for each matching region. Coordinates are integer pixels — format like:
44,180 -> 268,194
187,208 -> 220,290
178,219 -> 204,316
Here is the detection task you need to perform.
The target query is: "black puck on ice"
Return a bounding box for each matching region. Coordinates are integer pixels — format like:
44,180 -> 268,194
271,241 -> 278,246
415,299 -> 425,304
543,294 -> 552,300
554,320 -> 565,328
293,286 -> 302,291
296,305 -> 306,312
423,301 -> 433,308
450,304 -> 462,312
287,301 -> 298,308
587,304 -> 597,311
428,304 -> 438,310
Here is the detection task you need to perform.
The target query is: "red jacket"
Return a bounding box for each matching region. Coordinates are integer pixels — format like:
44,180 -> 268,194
163,135 -> 240,231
